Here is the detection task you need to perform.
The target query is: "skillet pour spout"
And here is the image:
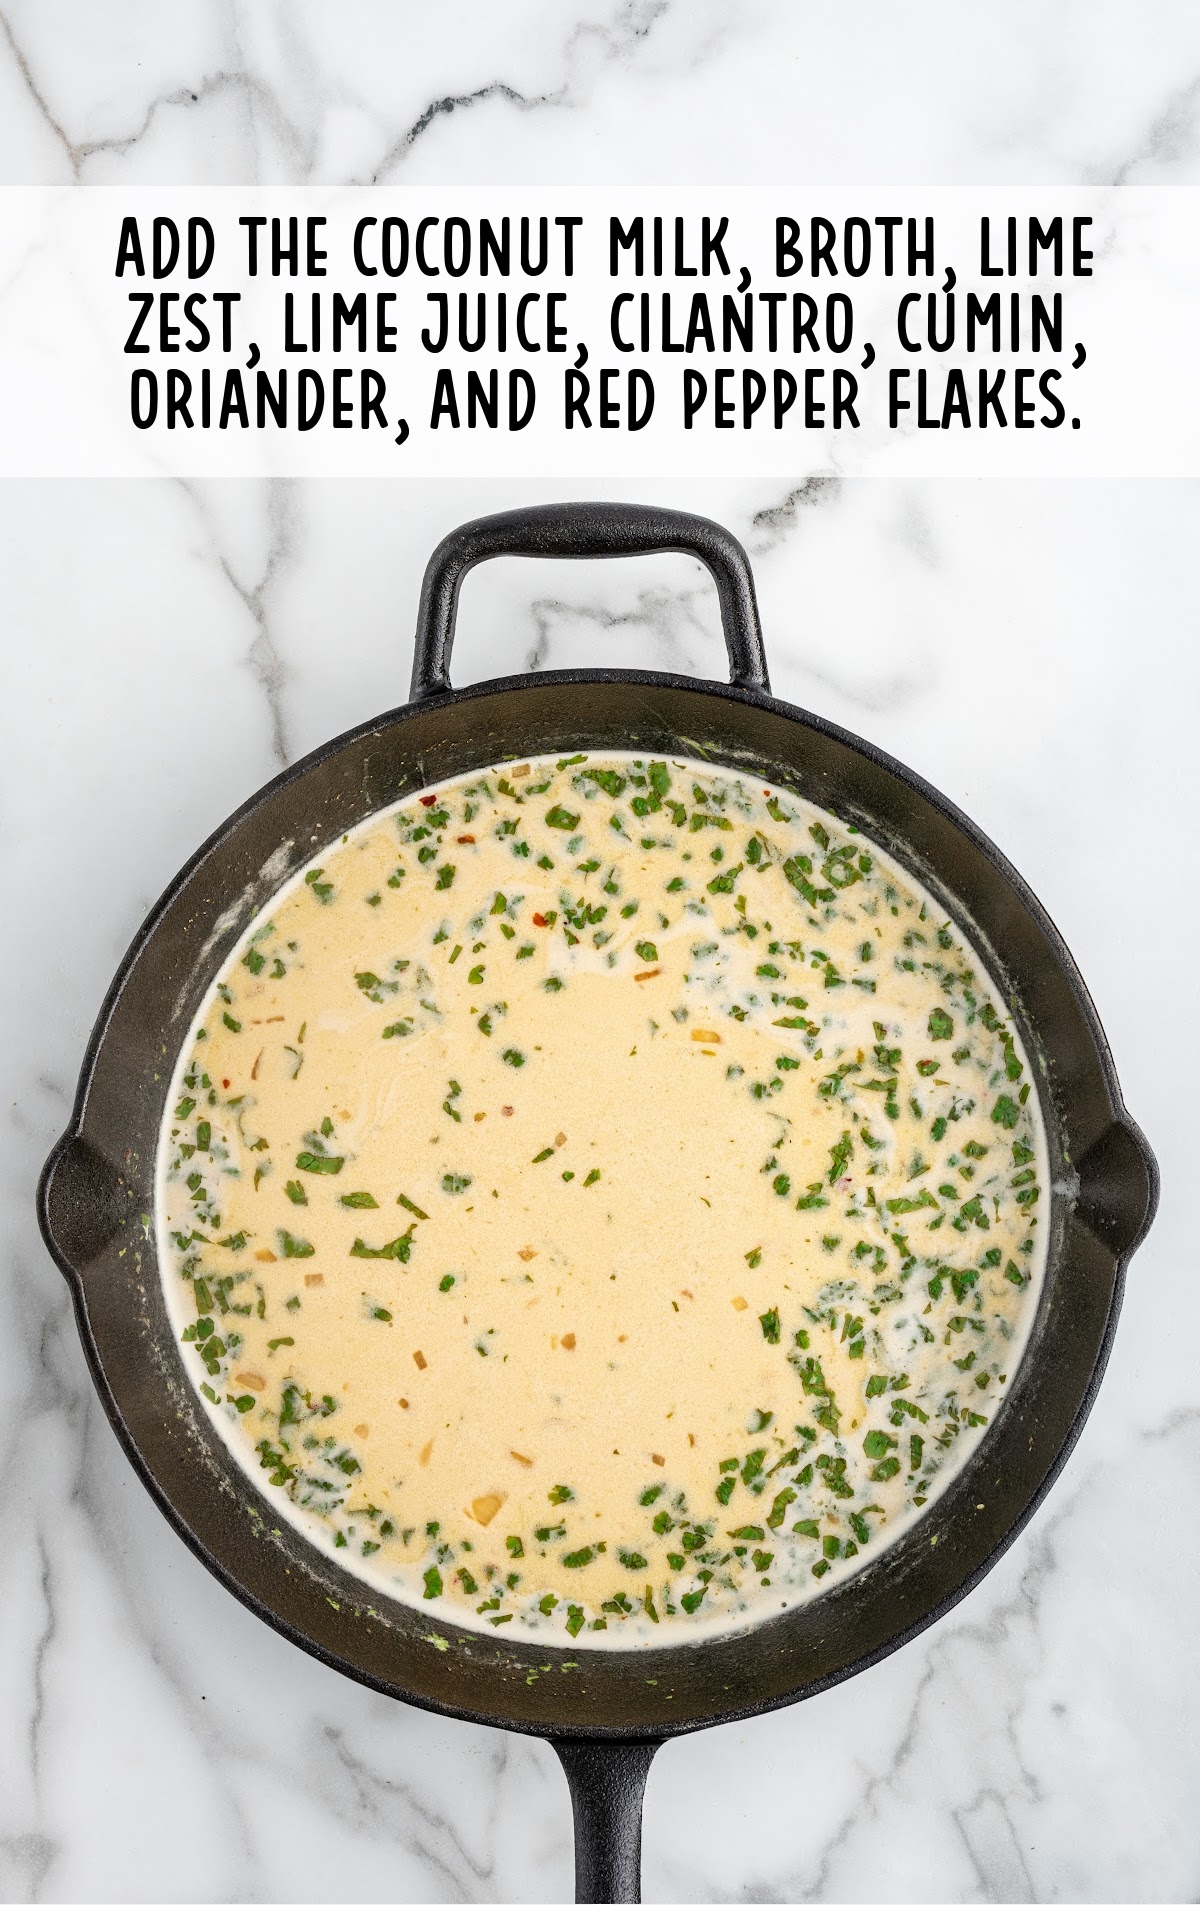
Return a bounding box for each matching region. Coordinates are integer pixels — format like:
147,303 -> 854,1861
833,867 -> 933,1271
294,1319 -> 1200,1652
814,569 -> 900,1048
39,502 -> 1156,1904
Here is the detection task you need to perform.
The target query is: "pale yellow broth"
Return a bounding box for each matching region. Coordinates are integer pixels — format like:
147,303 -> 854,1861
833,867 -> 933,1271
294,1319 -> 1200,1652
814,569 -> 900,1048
159,753 -> 1046,1646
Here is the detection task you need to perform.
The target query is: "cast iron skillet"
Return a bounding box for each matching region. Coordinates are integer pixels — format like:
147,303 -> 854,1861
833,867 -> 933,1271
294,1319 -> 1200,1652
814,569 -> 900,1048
39,503 -> 1157,1903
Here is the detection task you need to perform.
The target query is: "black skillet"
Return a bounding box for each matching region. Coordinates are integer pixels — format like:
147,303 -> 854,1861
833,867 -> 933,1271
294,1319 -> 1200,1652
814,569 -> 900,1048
39,502 -> 1157,1903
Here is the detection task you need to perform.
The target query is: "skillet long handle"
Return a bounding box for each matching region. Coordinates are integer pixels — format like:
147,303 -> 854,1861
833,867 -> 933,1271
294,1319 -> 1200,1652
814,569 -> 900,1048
552,1738 -> 663,1904
409,501 -> 770,701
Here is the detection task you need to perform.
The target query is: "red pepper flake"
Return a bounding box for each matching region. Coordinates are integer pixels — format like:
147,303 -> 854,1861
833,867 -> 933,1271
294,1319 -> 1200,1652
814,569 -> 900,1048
420,794 -> 437,807
222,1078 -> 231,1088
457,834 -> 475,844
532,912 -> 547,927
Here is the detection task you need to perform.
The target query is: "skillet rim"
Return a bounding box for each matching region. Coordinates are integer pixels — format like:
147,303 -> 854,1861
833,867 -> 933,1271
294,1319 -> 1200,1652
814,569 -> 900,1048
38,663 -> 1158,1741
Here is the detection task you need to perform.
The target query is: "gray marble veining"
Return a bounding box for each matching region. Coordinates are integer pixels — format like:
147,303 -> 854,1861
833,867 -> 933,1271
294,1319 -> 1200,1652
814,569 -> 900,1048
1,4 -> 1197,1900
4,469 -> 1196,1903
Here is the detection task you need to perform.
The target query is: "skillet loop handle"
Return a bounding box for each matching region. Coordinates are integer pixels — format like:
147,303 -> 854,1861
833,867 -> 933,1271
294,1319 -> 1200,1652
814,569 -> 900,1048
409,502 -> 770,701
552,1737 -> 662,1904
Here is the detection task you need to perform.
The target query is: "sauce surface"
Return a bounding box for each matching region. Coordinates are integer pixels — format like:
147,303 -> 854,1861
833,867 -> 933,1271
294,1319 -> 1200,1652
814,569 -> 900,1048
159,753 -> 1046,1646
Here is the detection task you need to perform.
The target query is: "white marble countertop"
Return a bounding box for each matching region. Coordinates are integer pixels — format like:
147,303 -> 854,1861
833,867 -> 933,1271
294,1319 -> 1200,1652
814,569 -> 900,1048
2,7 -> 1198,1902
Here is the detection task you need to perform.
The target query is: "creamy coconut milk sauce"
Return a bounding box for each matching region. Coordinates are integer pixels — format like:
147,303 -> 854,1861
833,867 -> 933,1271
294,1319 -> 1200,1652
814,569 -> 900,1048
159,754 -> 1046,1647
